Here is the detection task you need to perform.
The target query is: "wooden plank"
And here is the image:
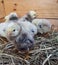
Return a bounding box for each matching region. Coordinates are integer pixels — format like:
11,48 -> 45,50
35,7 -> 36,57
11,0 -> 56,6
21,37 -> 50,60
0,0 -> 5,19
49,19 -> 58,26
49,19 -> 58,31
4,0 -> 58,18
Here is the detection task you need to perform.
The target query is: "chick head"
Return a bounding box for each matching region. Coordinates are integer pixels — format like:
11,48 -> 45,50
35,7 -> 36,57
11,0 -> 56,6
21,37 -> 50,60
32,19 -> 52,34
28,11 -> 37,19
5,22 -> 21,40
5,12 -> 18,22
15,33 -> 34,53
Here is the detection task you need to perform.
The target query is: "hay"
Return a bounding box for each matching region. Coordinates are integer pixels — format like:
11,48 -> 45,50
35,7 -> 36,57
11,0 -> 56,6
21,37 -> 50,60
0,31 -> 58,65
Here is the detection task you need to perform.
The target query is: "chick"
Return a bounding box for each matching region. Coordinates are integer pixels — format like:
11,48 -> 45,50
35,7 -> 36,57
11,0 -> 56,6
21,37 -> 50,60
19,10 -> 37,22
32,19 -> 51,34
0,12 -> 19,38
5,21 -> 34,59
5,22 -> 21,41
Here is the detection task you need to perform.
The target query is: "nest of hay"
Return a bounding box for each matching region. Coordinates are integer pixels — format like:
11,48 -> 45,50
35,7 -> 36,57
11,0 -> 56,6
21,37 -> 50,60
0,31 -> 58,65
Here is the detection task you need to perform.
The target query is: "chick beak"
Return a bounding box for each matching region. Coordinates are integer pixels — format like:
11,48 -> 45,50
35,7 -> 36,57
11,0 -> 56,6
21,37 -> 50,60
7,31 -> 12,36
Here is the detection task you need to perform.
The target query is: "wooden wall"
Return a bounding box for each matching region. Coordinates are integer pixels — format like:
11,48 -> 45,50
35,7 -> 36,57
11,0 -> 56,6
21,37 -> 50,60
0,0 -> 5,22
3,0 -> 58,18
0,0 -> 58,28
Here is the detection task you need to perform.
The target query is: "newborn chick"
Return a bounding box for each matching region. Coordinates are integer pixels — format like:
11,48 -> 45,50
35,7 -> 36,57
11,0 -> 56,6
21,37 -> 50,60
4,20 -> 35,59
5,22 -> 21,41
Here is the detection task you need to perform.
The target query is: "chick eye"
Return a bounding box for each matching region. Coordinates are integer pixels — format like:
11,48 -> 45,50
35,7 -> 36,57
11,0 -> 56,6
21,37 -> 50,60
13,29 -> 15,32
3,29 -> 6,32
39,25 -> 42,28
31,30 -> 34,33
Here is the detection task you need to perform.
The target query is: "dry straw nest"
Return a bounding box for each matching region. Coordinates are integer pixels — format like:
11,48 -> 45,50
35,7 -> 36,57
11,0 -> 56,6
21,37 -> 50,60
0,31 -> 58,65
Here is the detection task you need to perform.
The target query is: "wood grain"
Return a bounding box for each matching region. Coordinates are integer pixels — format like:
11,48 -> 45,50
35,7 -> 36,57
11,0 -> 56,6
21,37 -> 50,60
0,0 -> 5,19
4,0 -> 58,18
0,0 -> 58,28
